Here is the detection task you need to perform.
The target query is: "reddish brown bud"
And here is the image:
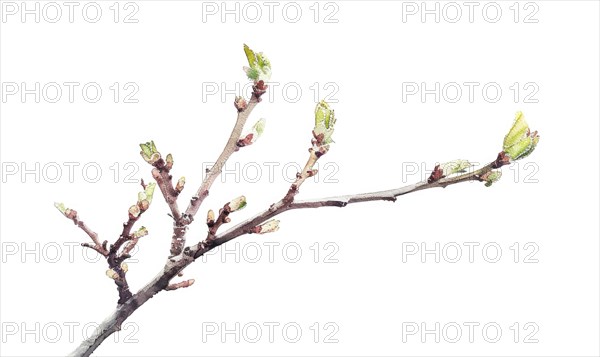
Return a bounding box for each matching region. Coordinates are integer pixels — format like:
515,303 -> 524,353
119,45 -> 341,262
252,81 -> 268,100
237,133 -> 254,147
427,164 -> 445,184
65,209 -> 78,220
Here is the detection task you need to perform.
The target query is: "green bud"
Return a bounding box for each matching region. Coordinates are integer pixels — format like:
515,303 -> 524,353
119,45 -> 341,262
243,44 -> 271,82
165,154 -> 174,170
133,226 -> 148,238
137,183 -> 156,205
54,202 -> 67,215
144,183 -> 156,204
250,118 -> 267,144
238,119 -> 267,147
229,195 -> 247,212
502,112 -> 540,161
519,134 -> 539,160
54,202 -> 76,219
441,160 -> 472,177
253,118 -> 266,137
483,171 -> 502,187
313,100 -> 336,145
140,141 -> 161,165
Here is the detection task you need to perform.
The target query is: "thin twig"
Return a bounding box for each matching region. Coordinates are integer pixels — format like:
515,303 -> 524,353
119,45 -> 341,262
282,149 -> 320,204
62,211 -> 108,257
185,94 -> 259,219
168,85 -> 266,256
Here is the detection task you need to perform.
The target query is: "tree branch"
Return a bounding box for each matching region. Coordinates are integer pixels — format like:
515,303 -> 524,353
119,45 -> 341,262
194,160 -> 500,255
168,83 -> 267,257
63,46 -> 539,356
57,181 -> 155,305
185,88 -> 262,219
70,156 -> 505,356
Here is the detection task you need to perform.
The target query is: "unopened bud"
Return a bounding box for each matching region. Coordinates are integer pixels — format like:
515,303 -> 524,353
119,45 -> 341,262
165,154 -> 174,171
207,209 -> 215,224
106,269 -> 119,280
238,118 -> 266,147
176,177 -> 185,193
229,195 -> 247,212
137,183 -> 156,210
129,205 -> 141,219
133,226 -> 148,238
138,199 -> 150,211
234,96 -> 248,112
54,202 -> 77,220
481,171 -> 503,187
313,100 -> 336,146
256,219 -> 280,234
441,160 -> 472,176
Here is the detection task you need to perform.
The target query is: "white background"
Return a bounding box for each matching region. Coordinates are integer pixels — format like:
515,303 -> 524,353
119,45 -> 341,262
0,1 -> 599,356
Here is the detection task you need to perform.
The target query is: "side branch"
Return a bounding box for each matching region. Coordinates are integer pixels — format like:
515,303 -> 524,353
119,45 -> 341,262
198,160 -> 498,254
184,87 -> 264,220
54,203 -> 108,256
169,83 -> 267,257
